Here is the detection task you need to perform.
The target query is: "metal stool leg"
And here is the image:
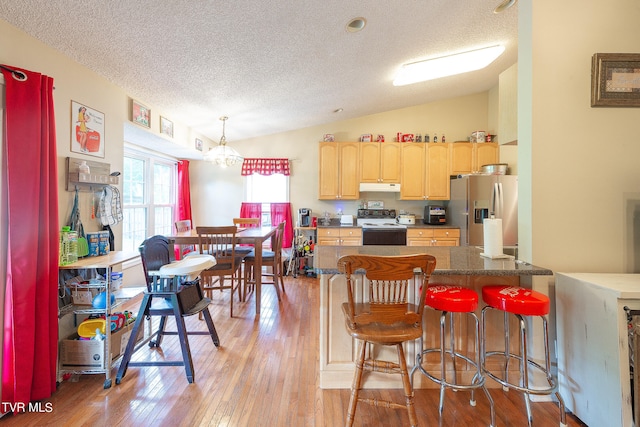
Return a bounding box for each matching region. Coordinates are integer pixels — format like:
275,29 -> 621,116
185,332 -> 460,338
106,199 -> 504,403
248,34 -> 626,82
416,308 -> 494,426
482,305 -> 567,427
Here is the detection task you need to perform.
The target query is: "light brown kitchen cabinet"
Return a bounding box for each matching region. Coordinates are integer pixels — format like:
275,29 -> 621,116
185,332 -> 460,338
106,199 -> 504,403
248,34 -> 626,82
406,228 -> 459,246
426,143 -> 450,200
399,143 -> 425,200
474,143 -> 499,172
450,142 -> 499,175
359,142 -> 401,183
400,143 -> 450,200
318,142 -> 360,200
450,142 -> 474,175
316,227 -> 362,246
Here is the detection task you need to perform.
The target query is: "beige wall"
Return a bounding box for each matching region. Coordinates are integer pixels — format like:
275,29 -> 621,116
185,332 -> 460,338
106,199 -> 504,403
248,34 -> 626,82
518,0 -> 640,273
0,19 -> 198,244
0,19 -> 198,286
4,0 -> 640,277
189,92 -> 493,227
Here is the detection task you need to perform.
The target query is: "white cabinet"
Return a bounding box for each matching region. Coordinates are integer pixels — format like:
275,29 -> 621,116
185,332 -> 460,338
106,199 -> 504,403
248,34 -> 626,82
556,273 -> 640,427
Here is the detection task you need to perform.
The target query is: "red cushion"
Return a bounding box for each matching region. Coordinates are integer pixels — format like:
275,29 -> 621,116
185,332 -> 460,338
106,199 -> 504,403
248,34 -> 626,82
482,285 -> 550,316
426,285 -> 478,313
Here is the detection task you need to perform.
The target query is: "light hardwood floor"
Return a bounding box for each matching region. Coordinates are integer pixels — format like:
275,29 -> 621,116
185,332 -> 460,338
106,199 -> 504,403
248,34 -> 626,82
3,275 -> 587,426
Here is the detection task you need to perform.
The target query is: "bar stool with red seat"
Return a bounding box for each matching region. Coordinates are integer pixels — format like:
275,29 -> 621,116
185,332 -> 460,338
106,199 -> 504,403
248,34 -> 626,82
481,285 -> 567,427
411,284 -> 495,427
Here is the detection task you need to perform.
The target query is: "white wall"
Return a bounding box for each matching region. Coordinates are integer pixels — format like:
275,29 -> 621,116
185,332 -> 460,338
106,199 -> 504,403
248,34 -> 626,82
519,0 -> 640,273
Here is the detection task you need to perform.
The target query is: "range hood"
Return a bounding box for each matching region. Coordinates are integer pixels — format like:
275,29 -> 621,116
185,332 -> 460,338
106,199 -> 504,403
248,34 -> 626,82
359,183 -> 401,193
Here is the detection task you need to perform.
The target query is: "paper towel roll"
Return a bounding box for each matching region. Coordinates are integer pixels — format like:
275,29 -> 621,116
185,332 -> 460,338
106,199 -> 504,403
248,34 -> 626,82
483,218 -> 503,258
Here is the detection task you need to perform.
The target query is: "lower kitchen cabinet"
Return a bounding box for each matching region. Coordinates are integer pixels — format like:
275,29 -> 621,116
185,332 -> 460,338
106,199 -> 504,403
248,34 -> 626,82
406,228 -> 459,246
317,227 -> 362,246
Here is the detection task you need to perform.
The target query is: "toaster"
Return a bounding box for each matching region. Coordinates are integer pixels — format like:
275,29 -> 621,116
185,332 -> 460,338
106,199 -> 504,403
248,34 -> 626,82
424,206 -> 447,225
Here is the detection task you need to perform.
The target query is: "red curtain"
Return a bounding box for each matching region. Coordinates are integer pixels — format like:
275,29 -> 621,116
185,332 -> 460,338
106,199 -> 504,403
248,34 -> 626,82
240,202 -> 262,220
1,65 -> 59,407
176,160 -> 192,222
241,158 -> 290,176
175,160 -> 193,259
270,203 -> 293,249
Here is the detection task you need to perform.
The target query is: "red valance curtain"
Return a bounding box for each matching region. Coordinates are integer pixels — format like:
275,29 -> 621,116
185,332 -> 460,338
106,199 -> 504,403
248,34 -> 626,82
270,203 -> 293,249
240,202 -> 262,220
1,65 -> 59,408
241,158 -> 290,176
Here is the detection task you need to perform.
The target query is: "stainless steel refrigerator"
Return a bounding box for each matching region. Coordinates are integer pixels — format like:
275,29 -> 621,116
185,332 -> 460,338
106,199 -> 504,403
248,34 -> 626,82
449,174 -> 518,247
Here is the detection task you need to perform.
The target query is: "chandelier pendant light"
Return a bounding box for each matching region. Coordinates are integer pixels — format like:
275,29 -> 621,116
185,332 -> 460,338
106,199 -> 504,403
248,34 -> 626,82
204,116 -> 243,167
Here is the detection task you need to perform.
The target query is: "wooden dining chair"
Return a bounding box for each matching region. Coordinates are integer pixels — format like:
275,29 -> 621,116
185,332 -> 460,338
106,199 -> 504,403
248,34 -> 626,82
196,226 -> 246,317
243,221 -> 286,302
233,217 -> 261,228
174,219 -> 194,258
232,217 -> 260,254
337,253 -> 437,427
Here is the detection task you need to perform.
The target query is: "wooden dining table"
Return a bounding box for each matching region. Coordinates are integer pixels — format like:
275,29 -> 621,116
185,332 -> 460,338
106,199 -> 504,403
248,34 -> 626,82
168,226 -> 278,316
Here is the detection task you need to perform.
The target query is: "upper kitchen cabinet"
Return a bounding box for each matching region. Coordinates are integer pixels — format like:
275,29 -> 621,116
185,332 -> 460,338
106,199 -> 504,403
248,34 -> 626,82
399,143 -> 450,200
399,143 -> 425,200
426,143 -> 450,200
498,63 -> 517,145
359,142 -> 401,183
450,142 -> 499,175
318,142 -> 360,200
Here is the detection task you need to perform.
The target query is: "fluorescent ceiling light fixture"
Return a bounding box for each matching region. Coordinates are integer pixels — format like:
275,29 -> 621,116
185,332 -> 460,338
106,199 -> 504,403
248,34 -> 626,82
393,45 -> 505,86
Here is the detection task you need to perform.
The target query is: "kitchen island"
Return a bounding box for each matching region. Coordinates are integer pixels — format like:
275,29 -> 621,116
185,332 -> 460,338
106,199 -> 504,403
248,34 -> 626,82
315,245 -> 553,389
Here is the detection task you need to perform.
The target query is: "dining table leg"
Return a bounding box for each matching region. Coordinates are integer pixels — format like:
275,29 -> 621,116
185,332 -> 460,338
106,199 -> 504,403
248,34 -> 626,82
255,238 -> 262,316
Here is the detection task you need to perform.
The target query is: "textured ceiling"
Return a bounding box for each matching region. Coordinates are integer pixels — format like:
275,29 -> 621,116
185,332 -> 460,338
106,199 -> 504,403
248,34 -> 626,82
0,0 -> 517,146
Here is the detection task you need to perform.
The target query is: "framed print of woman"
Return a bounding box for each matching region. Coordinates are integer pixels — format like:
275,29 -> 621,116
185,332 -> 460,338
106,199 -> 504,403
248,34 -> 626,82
71,101 -> 105,158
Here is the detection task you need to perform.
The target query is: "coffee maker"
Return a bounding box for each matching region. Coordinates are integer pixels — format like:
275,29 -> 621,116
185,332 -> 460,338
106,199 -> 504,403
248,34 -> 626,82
298,208 -> 311,227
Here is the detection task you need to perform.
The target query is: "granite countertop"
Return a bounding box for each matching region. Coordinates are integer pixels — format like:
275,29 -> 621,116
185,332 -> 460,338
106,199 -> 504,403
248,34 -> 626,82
313,245 -> 552,276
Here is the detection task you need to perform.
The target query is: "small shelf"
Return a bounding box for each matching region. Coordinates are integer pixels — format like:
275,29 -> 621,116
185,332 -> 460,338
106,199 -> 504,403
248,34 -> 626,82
68,172 -> 118,186
66,157 -> 119,192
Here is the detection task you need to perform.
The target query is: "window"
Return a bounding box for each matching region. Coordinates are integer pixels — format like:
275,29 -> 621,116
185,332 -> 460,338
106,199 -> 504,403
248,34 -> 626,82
122,148 -> 177,252
245,173 -> 289,226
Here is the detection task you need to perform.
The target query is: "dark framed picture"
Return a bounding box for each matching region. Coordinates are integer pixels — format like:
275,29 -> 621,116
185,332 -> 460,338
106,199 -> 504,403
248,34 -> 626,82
160,116 -> 173,138
71,101 -> 105,158
591,53 -> 640,107
195,138 -> 203,151
132,99 -> 150,128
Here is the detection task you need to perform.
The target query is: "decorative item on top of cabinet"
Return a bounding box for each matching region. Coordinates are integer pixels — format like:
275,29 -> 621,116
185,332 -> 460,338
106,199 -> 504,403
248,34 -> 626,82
359,142 -> 401,184
318,142 -> 359,200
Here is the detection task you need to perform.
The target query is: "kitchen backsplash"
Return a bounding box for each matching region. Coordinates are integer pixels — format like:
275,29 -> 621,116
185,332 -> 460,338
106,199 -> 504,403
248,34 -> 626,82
312,197 -> 449,219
